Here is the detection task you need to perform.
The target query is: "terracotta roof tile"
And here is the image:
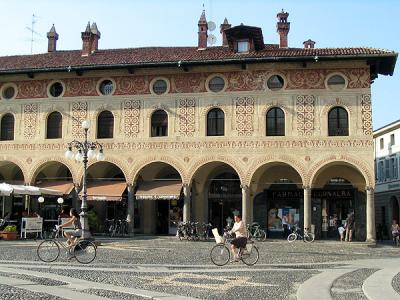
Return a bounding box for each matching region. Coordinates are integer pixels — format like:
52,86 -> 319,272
0,46 -> 396,73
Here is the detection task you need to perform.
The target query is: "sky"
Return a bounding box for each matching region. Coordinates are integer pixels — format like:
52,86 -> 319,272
0,0 -> 398,130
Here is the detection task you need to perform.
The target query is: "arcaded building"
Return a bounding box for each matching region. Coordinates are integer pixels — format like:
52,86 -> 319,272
0,11 -> 396,240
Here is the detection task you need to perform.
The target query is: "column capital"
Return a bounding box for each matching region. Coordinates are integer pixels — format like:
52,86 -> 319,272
240,184 -> 248,190
183,183 -> 191,189
302,185 -> 311,190
366,186 -> 375,192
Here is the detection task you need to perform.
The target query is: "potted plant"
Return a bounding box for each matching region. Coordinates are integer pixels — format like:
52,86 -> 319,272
0,225 -> 18,240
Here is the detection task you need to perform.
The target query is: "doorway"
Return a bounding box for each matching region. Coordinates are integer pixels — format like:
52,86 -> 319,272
156,200 -> 169,234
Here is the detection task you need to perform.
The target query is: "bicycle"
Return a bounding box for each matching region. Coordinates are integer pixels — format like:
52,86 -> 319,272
287,227 -> 315,243
247,222 -> 267,241
37,226 -> 97,264
210,230 -> 259,266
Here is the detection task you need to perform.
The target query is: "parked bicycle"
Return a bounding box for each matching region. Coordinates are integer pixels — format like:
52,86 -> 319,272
287,227 -> 315,243
37,226 -> 97,264
105,219 -> 128,237
247,222 -> 267,241
210,230 -> 259,266
200,223 -> 212,240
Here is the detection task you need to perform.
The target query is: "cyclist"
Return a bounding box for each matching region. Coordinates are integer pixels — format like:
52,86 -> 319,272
56,208 -> 82,256
228,214 -> 247,262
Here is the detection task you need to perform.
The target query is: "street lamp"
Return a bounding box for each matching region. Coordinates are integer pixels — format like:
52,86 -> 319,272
64,119 -> 105,239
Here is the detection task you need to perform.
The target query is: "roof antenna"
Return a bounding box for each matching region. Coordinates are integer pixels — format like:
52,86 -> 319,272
25,14 -> 41,54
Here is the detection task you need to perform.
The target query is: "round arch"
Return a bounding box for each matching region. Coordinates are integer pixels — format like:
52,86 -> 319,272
28,157 -> 77,184
30,161 -> 73,185
0,160 -> 25,183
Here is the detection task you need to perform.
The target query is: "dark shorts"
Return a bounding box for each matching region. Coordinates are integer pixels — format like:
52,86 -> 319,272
230,237 -> 247,248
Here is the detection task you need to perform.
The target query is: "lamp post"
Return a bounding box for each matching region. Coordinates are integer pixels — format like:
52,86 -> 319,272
38,196 -> 44,218
64,120 -> 105,239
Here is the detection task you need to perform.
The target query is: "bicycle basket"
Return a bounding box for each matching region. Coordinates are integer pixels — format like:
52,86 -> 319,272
212,228 -> 224,244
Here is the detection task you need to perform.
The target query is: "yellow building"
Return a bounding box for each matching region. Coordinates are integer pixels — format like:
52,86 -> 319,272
0,11 -> 397,241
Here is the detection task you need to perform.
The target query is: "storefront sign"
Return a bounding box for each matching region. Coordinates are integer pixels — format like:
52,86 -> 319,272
270,189 -> 353,199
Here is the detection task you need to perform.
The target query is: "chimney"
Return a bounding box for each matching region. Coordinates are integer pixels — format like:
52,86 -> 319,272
220,18 -> 231,47
90,22 -> 101,53
303,39 -> 316,49
276,9 -> 290,48
47,24 -> 59,52
81,22 -> 92,56
198,10 -> 208,50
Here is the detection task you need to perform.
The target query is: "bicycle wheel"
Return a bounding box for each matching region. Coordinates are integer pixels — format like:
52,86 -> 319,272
254,230 -> 266,241
73,240 -> 97,264
241,244 -> 259,266
287,233 -> 297,243
210,244 -> 230,266
37,240 -> 60,262
304,232 -> 315,243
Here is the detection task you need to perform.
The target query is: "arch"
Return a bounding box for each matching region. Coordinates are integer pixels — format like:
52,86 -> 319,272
28,157 -> 77,185
308,155 -> 373,189
187,155 -> 245,185
245,156 -> 306,187
97,110 -> 114,139
1,113 -> 15,141
130,156 -> 186,184
151,109 -> 168,137
328,106 -> 349,136
46,111 -> 62,139
77,156 -> 129,184
207,107 -> 225,136
266,107 -> 285,136
0,159 -> 26,183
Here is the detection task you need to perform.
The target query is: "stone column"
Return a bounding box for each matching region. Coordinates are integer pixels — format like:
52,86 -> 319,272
127,183 -> 135,235
366,186 -> 376,242
303,186 -> 312,232
241,184 -> 249,225
183,184 -> 191,222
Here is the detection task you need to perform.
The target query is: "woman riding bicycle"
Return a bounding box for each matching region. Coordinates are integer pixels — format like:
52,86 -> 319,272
56,208 -> 82,251
228,214 -> 247,262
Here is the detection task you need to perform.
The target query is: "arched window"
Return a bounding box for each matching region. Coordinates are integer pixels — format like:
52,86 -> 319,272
328,107 -> 349,136
151,110 -> 168,137
46,111 -> 62,139
207,108 -> 224,136
0,114 -> 14,141
97,110 -> 114,139
266,107 -> 285,136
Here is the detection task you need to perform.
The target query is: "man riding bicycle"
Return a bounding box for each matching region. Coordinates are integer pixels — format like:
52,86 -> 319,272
228,214 -> 247,262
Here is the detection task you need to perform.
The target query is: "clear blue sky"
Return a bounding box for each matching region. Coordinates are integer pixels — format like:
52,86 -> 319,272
0,0 -> 398,129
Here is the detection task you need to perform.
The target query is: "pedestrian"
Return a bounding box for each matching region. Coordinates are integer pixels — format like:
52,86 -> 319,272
338,223 -> 345,242
345,212 -> 355,242
391,220 -> 400,246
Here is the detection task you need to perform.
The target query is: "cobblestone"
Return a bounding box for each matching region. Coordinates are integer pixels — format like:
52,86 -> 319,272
0,284 -> 65,300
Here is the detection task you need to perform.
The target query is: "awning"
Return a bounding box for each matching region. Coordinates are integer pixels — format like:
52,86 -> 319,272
0,183 -> 13,196
135,180 -> 182,200
38,181 -> 75,196
0,182 -> 62,196
80,181 -> 127,201
11,185 -> 41,195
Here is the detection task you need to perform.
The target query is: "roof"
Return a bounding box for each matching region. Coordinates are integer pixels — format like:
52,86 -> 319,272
0,46 -> 396,76
225,25 -> 265,50
373,119 -> 400,137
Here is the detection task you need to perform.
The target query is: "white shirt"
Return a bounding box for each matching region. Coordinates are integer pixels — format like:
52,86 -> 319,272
230,220 -> 246,238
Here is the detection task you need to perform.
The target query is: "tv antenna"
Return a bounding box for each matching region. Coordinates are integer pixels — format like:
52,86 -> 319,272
205,1 -> 216,46
25,14 -> 42,54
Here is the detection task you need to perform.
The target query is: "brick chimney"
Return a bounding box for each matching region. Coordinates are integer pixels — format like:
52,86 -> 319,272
303,39 -> 316,49
220,18 -> 231,47
198,10 -> 208,50
47,24 -> 58,52
81,22 -> 92,56
90,22 -> 101,53
276,10 -> 290,48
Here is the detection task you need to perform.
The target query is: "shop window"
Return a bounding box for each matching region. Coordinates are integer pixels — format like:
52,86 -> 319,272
328,107 -> 348,136
151,110 -> 168,137
49,82 -> 64,97
267,75 -> 284,91
0,113 -> 14,141
207,108 -> 224,136
208,76 -> 225,93
266,107 -> 285,136
46,111 -> 62,139
97,110 -> 114,139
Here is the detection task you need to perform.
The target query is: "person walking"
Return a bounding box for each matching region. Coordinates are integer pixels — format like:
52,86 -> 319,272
345,212 -> 355,242
391,220 -> 400,246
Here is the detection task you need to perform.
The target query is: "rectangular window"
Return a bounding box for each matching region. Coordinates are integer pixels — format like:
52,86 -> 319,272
379,161 -> 384,181
380,138 -> 384,149
237,40 -> 249,53
385,159 -> 390,180
394,157 -> 399,179
391,134 -> 395,146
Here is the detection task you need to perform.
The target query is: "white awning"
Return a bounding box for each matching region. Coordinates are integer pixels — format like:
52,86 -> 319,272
0,183 -> 13,196
0,182 -> 62,196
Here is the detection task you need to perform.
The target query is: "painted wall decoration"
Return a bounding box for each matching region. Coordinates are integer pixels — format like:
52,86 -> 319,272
123,100 -> 141,138
235,96 -> 255,136
72,102 -> 88,139
172,74 -> 205,93
296,95 -> 315,136
114,76 -> 150,95
64,78 -> 97,97
178,98 -> 196,136
360,94 -> 372,135
17,81 -> 47,99
23,103 -> 38,139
